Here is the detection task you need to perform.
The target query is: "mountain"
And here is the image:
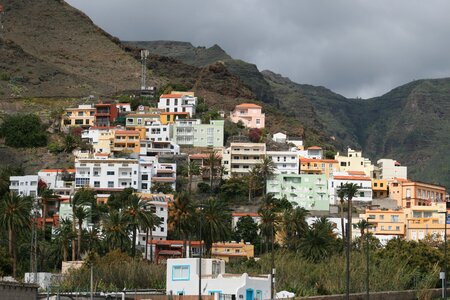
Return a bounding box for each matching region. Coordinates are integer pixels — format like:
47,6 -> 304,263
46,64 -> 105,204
125,41 -> 277,105
135,39 -> 450,187
0,0 -> 143,98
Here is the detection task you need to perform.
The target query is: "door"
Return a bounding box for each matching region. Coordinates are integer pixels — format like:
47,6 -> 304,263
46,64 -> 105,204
246,289 -> 254,300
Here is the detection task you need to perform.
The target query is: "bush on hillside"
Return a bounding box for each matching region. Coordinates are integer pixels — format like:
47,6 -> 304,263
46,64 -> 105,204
0,114 -> 47,148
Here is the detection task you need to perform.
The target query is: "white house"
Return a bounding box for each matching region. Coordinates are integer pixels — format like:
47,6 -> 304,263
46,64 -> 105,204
139,140 -> 180,157
166,258 -> 270,300
328,171 -> 373,205
38,169 -> 75,196
9,175 -> 39,197
272,132 -> 287,143
376,158 -> 407,180
145,120 -> 171,142
158,94 -> 197,117
267,150 -> 299,174
75,157 -> 140,191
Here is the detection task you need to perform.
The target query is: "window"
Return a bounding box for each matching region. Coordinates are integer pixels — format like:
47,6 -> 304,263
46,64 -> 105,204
75,119 -> 83,125
391,215 -> 399,222
107,171 -> 115,176
396,226 -> 400,231
359,192 -> 364,197
108,181 -> 114,188
256,119 -> 260,124
379,215 -> 384,220
142,174 -> 149,180
380,183 -> 384,187
94,181 -> 100,187
374,182 -> 378,187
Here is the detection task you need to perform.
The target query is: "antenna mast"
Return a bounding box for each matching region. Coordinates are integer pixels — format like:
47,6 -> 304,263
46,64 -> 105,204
140,49 -> 149,90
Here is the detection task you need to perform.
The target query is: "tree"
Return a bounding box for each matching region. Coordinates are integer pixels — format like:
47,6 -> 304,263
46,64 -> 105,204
168,192 -> 195,257
233,216 -> 259,245
204,151 -> 221,191
245,167 -> 261,203
187,160 -> 200,194
199,198 -> 232,257
102,210 -> 130,252
353,219 -> 373,250
0,193 -> 32,277
150,182 -> 174,194
124,194 -> 156,257
220,176 -> 247,202
337,187 -> 347,243
298,217 -> 338,262
54,218 -> 75,262
145,211 -> 162,263
343,183 -> 359,242
258,156 -> 275,197
39,187 -> 60,238
0,113 -> 48,148
74,206 -> 90,260
282,206 -> 309,250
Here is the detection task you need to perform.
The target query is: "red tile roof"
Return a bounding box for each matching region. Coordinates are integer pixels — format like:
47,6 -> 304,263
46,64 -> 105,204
161,112 -> 189,115
300,158 -> 338,163
235,103 -> 262,109
232,212 -> 259,217
307,146 -> 323,150
347,171 -> 366,175
160,94 -> 183,98
334,175 -> 371,181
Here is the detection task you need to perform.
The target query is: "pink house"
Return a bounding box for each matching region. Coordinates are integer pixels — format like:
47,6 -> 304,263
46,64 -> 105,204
230,103 -> 265,128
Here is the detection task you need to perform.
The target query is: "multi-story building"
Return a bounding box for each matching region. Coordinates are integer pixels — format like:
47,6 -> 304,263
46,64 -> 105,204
267,150 -> 299,174
38,169 -> 75,197
94,102 -> 118,127
81,126 -> 116,154
299,158 -> 339,179
267,174 -> 329,211
299,146 -> 323,159
75,158 -> 140,191
160,112 -> 189,125
173,119 -> 224,148
112,130 -> 140,154
222,143 -> 266,178
328,171 -> 373,205
125,112 -> 160,128
389,179 -> 446,208
116,103 -> 131,113
230,103 -> 265,129
404,203 -> 448,241
139,140 -> 180,157
360,208 -> 405,241
372,179 -> 389,199
61,104 -> 95,130
135,193 -> 170,256
211,242 -> 254,262
335,148 -> 375,177
9,175 -> 39,197
158,93 -> 197,116
376,158 -> 408,180
144,120 -> 171,142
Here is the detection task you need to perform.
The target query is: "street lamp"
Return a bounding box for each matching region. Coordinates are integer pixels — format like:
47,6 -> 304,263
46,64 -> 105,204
438,210 -> 448,300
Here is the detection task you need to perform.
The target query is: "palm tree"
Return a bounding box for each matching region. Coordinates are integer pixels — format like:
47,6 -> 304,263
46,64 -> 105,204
282,206 -> 309,250
71,188 -> 95,260
353,219 -> 372,250
204,151 -> 221,191
0,192 -> 32,277
169,192 -> 195,257
337,187 -> 347,242
102,210 -> 130,252
144,210 -> 162,263
54,218 -> 75,262
187,160 -> 200,194
125,194 -> 154,257
200,198 -> 232,257
298,217 -> 338,262
258,156 -> 275,197
246,167 -> 260,203
344,183 -> 360,242
74,205 -> 90,260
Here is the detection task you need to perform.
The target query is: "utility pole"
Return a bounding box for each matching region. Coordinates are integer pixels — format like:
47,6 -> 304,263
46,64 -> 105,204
30,198 -> 39,283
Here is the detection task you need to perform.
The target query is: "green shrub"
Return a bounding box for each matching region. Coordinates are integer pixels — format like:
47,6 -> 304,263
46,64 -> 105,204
0,114 -> 48,148
47,142 -> 64,154
0,72 -> 10,81
197,182 -> 211,193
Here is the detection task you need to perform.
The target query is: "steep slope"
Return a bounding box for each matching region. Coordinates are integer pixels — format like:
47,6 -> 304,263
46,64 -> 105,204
0,0 -> 143,98
127,40 -> 277,105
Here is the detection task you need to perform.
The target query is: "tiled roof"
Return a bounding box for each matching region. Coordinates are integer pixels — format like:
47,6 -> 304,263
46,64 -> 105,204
235,103 -> 261,109
300,158 -> 338,163
307,146 -> 322,150
347,171 -> 366,175
160,94 -> 183,98
334,175 -> 371,181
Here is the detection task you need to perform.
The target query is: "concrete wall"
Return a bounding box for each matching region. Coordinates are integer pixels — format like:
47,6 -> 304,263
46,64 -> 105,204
300,288 -> 445,300
0,281 -> 37,300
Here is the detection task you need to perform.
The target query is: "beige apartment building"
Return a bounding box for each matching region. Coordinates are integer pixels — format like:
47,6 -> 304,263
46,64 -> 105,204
222,143 -> 266,178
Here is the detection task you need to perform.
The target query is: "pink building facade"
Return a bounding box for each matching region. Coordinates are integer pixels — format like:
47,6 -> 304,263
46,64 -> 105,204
230,103 -> 265,128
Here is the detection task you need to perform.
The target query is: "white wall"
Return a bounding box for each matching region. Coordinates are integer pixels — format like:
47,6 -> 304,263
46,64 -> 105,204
9,175 -> 39,197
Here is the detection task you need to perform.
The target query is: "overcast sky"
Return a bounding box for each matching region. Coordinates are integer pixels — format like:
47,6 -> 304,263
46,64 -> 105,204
66,0 -> 450,98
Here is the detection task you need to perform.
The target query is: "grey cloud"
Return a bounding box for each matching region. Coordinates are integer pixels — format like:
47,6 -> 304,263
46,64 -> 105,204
66,0 -> 450,98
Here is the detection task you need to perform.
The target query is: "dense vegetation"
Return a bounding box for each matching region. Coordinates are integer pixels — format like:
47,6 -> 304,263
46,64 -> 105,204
0,113 -> 47,148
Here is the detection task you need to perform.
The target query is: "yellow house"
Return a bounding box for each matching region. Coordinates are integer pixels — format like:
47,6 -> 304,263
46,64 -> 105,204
360,209 -> 405,238
160,112 -> 189,125
372,179 -> 389,198
211,241 -> 254,262
112,130 -> 140,153
334,147 -> 375,177
389,179 -> 446,208
61,104 -> 95,129
404,203 -> 448,241
299,158 -> 339,179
